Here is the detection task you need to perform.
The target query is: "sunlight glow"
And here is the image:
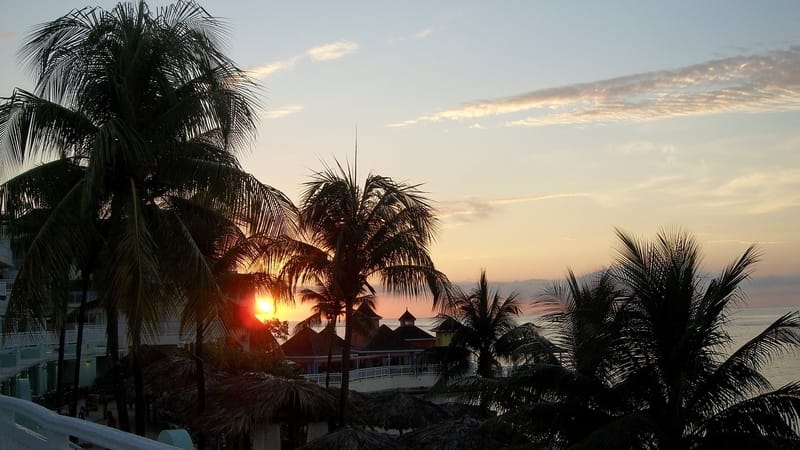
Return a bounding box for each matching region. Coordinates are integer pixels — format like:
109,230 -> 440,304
255,296 -> 276,322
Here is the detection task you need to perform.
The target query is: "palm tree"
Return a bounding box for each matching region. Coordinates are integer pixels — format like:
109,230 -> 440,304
490,270 -> 639,448
429,270 -> 522,416
613,228 -> 800,448
0,158 -> 89,411
490,230 -> 800,448
0,1 -> 283,434
173,197 -> 289,412
169,197 -> 290,449
267,162 -> 450,426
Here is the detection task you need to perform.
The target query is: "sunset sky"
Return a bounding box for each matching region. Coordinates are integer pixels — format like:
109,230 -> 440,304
2,1 -> 799,320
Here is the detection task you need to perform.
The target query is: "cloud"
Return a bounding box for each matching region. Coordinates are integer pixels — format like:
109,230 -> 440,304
440,192 -> 593,223
389,47 -> 800,127
247,56 -> 301,78
388,27 -> 434,44
263,105 -> 304,119
708,168 -> 800,214
469,123 -> 485,129
247,40 -> 358,79
414,28 -> 433,39
306,40 -> 358,61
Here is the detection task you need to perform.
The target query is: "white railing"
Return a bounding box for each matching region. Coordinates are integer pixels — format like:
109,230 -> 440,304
0,394 -> 178,450
303,364 -> 441,385
0,320 -> 198,380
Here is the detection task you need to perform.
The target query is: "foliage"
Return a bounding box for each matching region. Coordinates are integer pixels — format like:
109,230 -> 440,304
490,229 -> 800,449
264,161 -> 451,425
0,0 -> 290,434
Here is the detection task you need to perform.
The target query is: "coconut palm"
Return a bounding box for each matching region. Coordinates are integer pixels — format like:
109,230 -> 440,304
434,271 -> 522,382
170,197 -> 290,449
612,229 -> 800,448
0,1 -> 284,434
0,158 -> 92,412
267,162 -> 450,426
491,230 -> 800,449
490,270 -> 640,448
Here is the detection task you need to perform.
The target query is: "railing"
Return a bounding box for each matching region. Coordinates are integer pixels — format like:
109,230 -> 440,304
0,394 -> 178,450
303,364 -> 441,385
0,320 -> 196,381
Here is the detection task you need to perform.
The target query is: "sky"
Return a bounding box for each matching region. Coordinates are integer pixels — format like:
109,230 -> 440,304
1,1 -> 799,320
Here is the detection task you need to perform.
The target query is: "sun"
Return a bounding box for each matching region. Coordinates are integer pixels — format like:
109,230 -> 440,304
254,296 -> 276,322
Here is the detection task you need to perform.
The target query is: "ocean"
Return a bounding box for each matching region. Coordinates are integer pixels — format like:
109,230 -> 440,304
331,305 -> 799,387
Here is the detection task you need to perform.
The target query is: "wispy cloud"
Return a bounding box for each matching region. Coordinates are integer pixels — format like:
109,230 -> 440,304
388,27 -> 434,44
414,28 -> 433,39
440,193 -> 593,223
389,47 -> 800,127
247,40 -> 358,79
707,168 -> 800,214
263,105 -> 304,119
307,40 -> 358,61
247,56 -> 301,78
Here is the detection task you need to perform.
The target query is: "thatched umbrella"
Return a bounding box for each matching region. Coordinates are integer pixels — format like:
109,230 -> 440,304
352,391 -> 450,432
397,415 -> 529,450
297,426 -> 404,450
200,372 -> 335,438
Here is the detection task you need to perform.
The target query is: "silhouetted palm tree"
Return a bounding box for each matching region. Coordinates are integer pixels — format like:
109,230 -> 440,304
171,196 -> 289,450
266,162 -> 450,426
491,229 -> 800,448
431,270 -> 522,415
0,1 -> 282,434
614,229 -> 800,448
491,270 -> 639,448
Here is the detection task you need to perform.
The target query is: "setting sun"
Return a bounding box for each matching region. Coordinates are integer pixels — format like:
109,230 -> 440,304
254,296 -> 276,322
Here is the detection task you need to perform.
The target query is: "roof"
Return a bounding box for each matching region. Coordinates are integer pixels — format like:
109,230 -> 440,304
398,309 -> 416,323
281,327 -> 344,358
358,325 -> 416,352
394,325 -> 435,341
356,302 -> 382,320
431,316 -> 461,333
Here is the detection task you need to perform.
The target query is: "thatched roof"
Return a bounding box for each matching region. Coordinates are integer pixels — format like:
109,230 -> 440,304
200,372 -> 335,435
352,391 -> 450,431
282,327 -> 344,358
298,426 -> 403,450
359,325 -> 416,352
397,415 -> 530,450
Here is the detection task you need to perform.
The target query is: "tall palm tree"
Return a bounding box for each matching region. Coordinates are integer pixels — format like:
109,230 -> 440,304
267,162 -> 450,426
0,1 -> 283,434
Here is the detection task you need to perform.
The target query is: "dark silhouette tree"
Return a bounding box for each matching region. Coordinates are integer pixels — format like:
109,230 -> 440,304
0,1 -> 284,434
266,162 -> 450,426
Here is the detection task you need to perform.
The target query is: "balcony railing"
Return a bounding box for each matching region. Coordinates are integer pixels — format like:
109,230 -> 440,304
303,364 -> 441,386
0,394 -> 178,449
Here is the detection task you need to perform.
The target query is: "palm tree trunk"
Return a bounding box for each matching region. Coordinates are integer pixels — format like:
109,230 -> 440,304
325,317 -> 336,389
69,270 -> 89,416
55,312 -> 66,411
106,304 -> 130,431
132,339 -> 146,435
195,320 -> 206,449
338,301 -> 354,427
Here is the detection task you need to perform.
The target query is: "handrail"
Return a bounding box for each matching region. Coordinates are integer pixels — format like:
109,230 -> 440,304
0,394 -> 178,449
303,364 -> 441,385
